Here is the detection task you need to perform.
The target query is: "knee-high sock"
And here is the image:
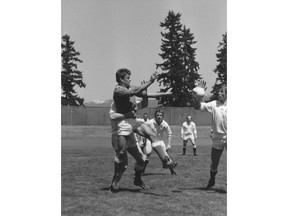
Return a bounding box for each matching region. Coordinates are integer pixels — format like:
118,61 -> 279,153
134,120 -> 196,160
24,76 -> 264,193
127,146 -> 145,171
153,145 -> 167,161
210,170 -> 217,180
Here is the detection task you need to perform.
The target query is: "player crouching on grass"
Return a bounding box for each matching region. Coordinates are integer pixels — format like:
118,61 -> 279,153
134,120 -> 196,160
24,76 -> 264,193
191,81 -> 227,189
141,110 -> 177,175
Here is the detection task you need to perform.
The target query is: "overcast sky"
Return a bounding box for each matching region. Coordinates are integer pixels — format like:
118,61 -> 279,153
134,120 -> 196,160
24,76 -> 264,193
62,0 -> 227,102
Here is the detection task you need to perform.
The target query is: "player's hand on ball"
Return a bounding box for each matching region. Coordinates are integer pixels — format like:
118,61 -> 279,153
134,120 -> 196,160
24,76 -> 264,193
192,80 -> 206,100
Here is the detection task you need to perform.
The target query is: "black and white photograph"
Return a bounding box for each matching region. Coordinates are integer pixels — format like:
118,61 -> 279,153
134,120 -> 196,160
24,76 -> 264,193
3,0 -> 288,216
61,0 -> 227,215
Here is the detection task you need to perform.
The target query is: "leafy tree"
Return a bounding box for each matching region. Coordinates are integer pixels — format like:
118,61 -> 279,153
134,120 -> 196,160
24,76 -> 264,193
156,11 -> 201,107
61,34 -> 86,106
210,32 -> 227,100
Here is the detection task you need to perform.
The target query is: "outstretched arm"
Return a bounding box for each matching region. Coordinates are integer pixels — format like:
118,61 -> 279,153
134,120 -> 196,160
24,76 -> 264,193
116,72 -> 159,97
147,88 -> 173,98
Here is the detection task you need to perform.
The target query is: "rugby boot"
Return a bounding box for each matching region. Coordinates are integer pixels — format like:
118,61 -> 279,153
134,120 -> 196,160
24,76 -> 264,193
134,170 -> 149,189
162,156 -> 178,169
109,177 -> 120,193
193,148 -> 198,156
182,148 -> 186,156
205,171 -> 217,189
169,167 -> 177,175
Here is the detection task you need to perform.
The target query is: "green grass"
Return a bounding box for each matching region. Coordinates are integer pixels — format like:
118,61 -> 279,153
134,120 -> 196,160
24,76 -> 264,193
62,135 -> 226,216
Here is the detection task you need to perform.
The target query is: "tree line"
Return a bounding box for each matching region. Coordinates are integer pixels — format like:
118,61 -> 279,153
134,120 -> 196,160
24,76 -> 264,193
61,10 -> 227,107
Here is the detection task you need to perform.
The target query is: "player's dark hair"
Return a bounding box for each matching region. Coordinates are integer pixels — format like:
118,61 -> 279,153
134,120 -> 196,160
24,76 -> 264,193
116,68 -> 131,83
154,109 -> 164,118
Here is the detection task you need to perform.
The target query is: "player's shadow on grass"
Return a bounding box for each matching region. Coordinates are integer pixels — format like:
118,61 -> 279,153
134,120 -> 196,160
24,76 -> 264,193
140,191 -> 170,197
101,187 -> 170,197
177,187 -> 227,194
101,187 -> 141,193
142,172 -> 167,176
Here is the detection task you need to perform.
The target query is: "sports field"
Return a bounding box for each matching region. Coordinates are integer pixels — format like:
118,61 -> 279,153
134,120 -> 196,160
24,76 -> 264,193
62,126 -> 226,216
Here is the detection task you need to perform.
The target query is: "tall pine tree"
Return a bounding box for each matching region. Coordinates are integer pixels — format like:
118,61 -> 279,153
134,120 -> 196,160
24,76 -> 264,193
210,32 -> 227,100
156,11 -> 201,107
61,34 -> 86,106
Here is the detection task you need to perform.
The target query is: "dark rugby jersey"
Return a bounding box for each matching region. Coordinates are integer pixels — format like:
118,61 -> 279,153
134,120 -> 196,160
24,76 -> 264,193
113,85 -> 137,114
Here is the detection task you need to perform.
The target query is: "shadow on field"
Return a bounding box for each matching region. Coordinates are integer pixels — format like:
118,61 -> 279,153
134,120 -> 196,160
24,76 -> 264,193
140,191 -> 170,197
100,187 -> 170,197
177,187 -> 227,194
142,172 -> 167,176
101,187 -> 141,193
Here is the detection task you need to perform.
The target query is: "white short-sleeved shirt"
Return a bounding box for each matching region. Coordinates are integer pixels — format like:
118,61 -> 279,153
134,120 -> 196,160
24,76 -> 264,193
200,100 -> 227,137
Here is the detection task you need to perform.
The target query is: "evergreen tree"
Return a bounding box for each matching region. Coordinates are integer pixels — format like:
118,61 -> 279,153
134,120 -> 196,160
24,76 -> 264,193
61,34 -> 86,106
210,33 -> 227,101
156,11 -> 201,107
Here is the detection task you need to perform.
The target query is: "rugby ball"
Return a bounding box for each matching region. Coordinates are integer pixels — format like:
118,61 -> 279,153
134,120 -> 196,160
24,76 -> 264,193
192,86 -> 205,97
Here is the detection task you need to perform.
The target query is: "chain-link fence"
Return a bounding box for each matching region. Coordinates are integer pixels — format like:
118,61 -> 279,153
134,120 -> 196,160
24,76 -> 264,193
62,106 -> 212,126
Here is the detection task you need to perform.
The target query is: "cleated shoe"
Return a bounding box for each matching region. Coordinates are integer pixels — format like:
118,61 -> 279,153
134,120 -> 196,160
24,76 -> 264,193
163,160 -> 178,169
109,183 -> 119,193
205,178 -> 215,190
134,178 -> 149,189
170,168 -> 177,175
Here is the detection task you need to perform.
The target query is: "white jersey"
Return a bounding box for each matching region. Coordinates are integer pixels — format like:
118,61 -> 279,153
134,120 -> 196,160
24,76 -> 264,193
146,119 -> 172,142
200,100 -> 227,138
181,121 -> 197,140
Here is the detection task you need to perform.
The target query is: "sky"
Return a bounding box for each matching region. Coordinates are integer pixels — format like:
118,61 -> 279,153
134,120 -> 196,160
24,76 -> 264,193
62,0 -> 227,102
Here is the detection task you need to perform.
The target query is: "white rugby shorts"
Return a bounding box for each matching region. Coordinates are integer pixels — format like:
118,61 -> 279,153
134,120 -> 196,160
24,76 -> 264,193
183,134 -> 195,143
117,118 -> 143,136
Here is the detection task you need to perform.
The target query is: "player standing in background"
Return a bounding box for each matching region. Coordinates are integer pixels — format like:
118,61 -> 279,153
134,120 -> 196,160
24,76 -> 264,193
181,116 -> 198,156
192,82 -> 227,189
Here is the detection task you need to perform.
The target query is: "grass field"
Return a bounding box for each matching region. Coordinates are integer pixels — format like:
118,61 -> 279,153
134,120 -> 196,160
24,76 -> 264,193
62,127 -> 226,216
